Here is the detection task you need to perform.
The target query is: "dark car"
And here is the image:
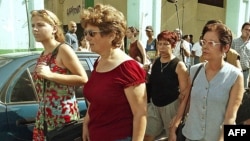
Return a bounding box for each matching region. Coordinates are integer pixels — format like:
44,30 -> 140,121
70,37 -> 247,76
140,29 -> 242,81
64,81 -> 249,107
0,51 -> 98,141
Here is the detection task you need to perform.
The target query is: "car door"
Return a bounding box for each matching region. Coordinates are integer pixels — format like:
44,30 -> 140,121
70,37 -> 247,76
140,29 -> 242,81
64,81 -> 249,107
3,55 -> 96,140
4,59 -> 38,141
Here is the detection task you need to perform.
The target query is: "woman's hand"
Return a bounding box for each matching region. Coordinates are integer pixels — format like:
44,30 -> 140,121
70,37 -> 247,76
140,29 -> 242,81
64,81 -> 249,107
168,126 -> 177,141
143,64 -> 150,72
36,62 -> 52,79
168,116 -> 178,141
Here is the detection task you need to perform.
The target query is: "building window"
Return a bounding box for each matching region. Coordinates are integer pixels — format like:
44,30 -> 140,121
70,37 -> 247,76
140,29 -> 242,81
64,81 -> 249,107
198,0 -> 224,8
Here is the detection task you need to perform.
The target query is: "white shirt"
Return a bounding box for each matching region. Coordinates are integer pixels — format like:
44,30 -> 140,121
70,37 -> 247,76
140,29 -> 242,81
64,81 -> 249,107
172,40 -> 190,62
192,42 -> 202,57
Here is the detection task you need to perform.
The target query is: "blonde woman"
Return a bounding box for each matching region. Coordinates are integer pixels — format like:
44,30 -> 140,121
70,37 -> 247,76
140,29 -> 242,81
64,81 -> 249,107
31,9 -> 88,140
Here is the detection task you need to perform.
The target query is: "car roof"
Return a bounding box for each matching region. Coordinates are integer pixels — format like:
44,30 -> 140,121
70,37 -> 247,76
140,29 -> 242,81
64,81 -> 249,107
0,51 -> 99,92
0,51 -> 99,67
0,53 -> 40,91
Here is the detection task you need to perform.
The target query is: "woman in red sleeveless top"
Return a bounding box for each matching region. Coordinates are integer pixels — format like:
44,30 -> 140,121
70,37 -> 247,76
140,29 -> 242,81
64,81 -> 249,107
126,26 -> 147,65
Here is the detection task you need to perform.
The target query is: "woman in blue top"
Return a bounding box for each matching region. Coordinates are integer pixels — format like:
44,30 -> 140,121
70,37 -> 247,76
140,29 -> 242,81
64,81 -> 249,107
169,23 -> 244,141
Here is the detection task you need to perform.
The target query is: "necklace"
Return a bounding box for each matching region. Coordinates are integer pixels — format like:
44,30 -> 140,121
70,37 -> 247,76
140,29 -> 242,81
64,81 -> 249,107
161,62 -> 169,72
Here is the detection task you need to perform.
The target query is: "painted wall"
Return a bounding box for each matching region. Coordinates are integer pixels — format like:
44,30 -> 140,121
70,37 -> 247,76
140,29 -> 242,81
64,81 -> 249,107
0,0 -> 43,51
45,0 -> 83,24
226,0 -> 250,38
2,0 -> 249,52
63,0 -> 82,24
43,0 -> 227,43
82,0 -> 226,43
161,0 -> 225,42
94,0 -> 127,18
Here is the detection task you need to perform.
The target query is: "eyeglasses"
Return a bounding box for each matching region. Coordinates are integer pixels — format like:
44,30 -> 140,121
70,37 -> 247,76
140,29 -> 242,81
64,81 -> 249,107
200,39 -> 221,47
83,30 -> 102,37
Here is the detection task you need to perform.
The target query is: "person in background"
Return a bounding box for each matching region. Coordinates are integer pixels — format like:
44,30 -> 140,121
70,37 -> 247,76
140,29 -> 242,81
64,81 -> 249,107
182,34 -> 193,68
169,23 -> 244,141
81,4 -> 147,141
31,9 -> 88,140
65,21 -> 78,51
78,35 -> 90,52
144,26 -> 157,104
126,26 -> 148,65
143,30 -> 190,141
231,22 -> 250,89
192,37 -> 202,65
189,34 -> 194,46
145,25 -> 158,63
173,29 -> 191,67
182,34 -> 191,43
223,48 -> 241,69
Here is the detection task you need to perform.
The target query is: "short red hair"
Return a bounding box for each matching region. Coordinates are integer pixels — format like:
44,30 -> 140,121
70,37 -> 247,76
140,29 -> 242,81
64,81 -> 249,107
157,30 -> 178,48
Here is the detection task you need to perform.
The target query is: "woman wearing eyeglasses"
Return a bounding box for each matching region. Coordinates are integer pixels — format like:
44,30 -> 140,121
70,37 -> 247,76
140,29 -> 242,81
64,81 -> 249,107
30,10 -> 88,140
199,20 -> 241,70
168,23 -> 244,141
80,4 -> 147,141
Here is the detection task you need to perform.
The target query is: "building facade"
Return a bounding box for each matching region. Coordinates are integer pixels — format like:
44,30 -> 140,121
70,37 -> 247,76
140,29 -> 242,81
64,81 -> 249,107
0,0 -> 249,52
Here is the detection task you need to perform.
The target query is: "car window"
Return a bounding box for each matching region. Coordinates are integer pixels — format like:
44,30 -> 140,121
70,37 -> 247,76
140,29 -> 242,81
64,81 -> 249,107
80,60 -> 92,77
10,59 -> 92,101
89,57 -> 97,65
11,70 -> 36,102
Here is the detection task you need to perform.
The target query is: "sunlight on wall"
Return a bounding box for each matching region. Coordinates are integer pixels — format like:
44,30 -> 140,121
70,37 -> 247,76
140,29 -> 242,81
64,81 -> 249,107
0,0 -> 44,51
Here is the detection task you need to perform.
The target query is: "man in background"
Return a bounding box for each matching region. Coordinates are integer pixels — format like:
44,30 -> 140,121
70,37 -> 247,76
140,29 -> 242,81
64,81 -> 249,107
173,28 -> 191,67
145,25 -> 158,63
231,22 -> 250,88
191,37 -> 202,65
65,21 -> 78,51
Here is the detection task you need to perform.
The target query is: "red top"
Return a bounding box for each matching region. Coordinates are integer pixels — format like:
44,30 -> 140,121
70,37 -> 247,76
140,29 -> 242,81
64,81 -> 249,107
84,59 -> 146,141
33,52 -> 79,140
128,40 -> 143,63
